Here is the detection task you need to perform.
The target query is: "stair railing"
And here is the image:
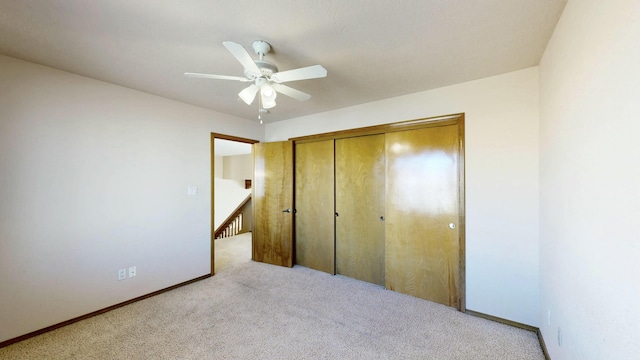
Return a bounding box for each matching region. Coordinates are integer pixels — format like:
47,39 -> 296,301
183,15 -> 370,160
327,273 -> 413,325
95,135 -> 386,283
215,194 -> 251,239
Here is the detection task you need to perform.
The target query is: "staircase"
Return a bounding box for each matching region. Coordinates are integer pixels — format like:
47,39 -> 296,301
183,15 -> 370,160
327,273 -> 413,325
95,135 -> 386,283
215,194 -> 251,239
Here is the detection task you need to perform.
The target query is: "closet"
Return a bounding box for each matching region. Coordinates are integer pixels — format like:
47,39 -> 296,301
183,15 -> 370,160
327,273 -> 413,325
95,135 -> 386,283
292,114 -> 465,309
294,140 -> 334,274
335,135 -> 385,286
385,124 -> 461,307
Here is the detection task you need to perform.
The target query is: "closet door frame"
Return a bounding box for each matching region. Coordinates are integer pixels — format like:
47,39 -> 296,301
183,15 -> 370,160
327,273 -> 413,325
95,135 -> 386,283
291,113 -> 466,311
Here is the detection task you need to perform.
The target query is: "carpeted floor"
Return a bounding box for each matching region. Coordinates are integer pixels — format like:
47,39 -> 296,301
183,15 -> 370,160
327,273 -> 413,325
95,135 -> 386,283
0,232 -> 544,359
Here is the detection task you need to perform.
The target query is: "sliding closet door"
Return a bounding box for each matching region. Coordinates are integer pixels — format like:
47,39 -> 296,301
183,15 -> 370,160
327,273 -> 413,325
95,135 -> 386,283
253,141 -> 293,267
335,134 -> 385,286
385,124 -> 461,307
295,140 -> 335,274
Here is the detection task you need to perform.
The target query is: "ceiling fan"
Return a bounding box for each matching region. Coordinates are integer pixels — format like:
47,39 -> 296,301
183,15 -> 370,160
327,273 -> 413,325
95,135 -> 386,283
185,40 -> 327,115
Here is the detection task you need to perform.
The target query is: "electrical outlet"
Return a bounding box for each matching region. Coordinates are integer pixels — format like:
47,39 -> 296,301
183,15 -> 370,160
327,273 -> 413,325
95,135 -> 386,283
128,266 -> 136,278
118,268 -> 126,280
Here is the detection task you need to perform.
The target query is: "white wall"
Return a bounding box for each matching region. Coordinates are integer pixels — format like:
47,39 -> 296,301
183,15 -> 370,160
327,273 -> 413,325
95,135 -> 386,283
266,67 -> 540,326
0,55 -> 263,342
539,1 -> 640,359
214,154 -> 252,230
213,179 -> 251,230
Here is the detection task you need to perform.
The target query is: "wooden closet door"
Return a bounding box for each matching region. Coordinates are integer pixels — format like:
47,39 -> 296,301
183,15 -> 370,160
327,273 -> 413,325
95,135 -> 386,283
252,141 -> 293,267
295,140 -> 335,274
385,124 -> 461,307
335,134 -> 385,286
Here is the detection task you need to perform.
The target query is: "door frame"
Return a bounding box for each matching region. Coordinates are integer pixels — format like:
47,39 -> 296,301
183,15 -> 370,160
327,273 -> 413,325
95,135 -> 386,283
289,113 -> 466,311
210,133 -> 259,275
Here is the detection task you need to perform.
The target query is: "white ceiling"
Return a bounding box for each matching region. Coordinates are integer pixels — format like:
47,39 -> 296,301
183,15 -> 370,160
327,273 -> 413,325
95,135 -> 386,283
214,138 -> 252,157
0,0 -> 566,124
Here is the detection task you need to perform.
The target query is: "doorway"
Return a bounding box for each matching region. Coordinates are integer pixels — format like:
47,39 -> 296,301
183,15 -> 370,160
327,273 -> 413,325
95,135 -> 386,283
211,133 -> 258,274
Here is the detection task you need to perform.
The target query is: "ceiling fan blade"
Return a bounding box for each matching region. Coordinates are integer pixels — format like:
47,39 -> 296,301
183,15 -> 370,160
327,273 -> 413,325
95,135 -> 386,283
238,84 -> 259,105
223,41 -> 262,77
271,65 -> 327,83
272,83 -> 312,101
184,72 -> 251,82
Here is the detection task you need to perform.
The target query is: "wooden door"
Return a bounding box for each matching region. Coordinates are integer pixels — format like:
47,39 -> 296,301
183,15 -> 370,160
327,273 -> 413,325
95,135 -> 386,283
335,134 -> 386,285
252,141 -> 293,267
385,124 -> 461,307
295,140 -> 335,274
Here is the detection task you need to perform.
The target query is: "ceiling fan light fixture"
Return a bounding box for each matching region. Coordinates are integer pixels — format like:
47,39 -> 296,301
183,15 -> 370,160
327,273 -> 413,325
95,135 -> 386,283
239,92 -> 254,105
238,84 -> 259,105
262,99 -> 277,109
260,84 -> 277,109
261,84 -> 276,98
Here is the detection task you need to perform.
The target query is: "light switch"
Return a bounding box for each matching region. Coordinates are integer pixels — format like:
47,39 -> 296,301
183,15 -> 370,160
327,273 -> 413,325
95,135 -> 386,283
187,186 -> 198,196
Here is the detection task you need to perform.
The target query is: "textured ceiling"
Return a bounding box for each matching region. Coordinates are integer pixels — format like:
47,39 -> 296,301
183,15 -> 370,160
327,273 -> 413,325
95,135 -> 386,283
0,0 -> 566,123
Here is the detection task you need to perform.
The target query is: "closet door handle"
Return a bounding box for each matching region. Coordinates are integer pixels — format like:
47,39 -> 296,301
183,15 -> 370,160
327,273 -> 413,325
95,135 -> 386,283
380,216 -> 385,221
282,208 -> 291,213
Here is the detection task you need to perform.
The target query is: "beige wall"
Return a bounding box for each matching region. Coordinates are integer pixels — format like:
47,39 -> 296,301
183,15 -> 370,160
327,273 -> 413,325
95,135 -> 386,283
0,55 -> 263,342
222,154 -> 252,185
266,67 -> 540,326
214,155 -> 224,179
214,154 -> 252,230
539,1 -> 640,359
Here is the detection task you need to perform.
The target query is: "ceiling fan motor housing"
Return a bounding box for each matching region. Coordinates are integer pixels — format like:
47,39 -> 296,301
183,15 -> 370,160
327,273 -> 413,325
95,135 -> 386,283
255,60 -> 278,77
252,40 -> 271,56
243,60 -> 278,80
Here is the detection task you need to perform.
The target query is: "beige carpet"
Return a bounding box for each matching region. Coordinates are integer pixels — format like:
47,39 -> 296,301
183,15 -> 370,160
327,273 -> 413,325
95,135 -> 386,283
0,233 -> 544,359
